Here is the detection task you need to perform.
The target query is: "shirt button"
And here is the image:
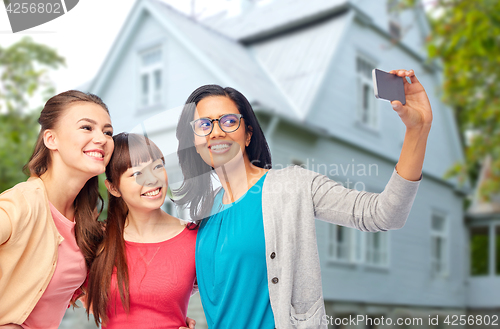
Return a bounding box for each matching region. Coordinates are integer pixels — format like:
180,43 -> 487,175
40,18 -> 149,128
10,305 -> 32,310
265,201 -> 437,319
272,277 -> 279,284
270,252 -> 276,259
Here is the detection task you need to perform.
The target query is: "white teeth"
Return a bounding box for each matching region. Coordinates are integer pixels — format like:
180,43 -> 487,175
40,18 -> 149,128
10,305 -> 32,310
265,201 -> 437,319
211,144 -> 230,151
85,151 -> 103,158
143,188 -> 160,197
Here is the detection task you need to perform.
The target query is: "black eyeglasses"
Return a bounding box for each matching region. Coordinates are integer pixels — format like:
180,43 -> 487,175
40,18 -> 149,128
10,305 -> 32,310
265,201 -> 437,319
190,113 -> 244,137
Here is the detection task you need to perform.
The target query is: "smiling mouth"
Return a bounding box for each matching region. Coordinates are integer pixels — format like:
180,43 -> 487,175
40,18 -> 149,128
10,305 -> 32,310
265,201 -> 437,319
142,187 -> 161,197
209,143 -> 231,153
84,151 -> 104,159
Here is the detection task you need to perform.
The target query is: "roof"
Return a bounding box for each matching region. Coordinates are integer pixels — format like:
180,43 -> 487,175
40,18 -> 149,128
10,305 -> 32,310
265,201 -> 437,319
150,0 -> 296,119
202,0 -> 348,41
468,155 -> 500,217
250,11 -> 350,118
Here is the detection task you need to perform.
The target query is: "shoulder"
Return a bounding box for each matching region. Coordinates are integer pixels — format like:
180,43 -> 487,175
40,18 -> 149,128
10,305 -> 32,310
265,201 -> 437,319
1,177 -> 46,202
266,165 -> 320,183
0,178 -> 48,243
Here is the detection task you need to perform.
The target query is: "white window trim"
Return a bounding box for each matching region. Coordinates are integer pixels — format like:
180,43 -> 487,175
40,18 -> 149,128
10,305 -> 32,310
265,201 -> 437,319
430,210 -> 449,277
356,55 -> 379,131
365,231 -> 390,268
328,225 -> 355,263
137,45 -> 164,110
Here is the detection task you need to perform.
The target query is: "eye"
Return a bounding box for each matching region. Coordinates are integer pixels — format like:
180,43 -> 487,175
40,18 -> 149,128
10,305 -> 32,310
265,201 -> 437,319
80,125 -> 92,131
196,120 -> 211,130
221,115 -> 238,127
104,130 -> 113,137
154,163 -> 164,170
132,171 -> 142,177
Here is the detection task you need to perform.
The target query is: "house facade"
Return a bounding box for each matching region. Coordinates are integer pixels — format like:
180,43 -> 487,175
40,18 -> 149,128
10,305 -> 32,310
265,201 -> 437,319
61,0 -> 488,328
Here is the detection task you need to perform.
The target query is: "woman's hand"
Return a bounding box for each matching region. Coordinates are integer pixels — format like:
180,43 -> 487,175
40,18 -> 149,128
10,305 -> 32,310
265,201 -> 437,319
389,69 -> 433,131
0,324 -> 24,328
179,316 -> 196,329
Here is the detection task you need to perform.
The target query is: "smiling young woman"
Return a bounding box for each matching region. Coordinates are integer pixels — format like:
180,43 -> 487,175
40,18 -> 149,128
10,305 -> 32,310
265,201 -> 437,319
86,133 -> 197,329
175,70 -> 431,329
0,91 -> 114,328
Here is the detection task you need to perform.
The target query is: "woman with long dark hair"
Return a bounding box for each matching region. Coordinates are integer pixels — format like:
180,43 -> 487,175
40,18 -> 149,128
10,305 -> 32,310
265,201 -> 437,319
0,91 -> 114,328
175,69 -> 431,328
86,133 -> 197,329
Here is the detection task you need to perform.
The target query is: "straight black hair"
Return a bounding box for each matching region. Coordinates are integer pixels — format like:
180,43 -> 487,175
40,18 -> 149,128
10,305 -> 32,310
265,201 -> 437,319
175,85 -> 272,222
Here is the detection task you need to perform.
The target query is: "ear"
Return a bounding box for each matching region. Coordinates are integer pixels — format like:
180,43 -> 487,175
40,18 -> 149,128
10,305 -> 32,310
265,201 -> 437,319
105,179 -> 121,198
245,125 -> 253,147
43,129 -> 58,151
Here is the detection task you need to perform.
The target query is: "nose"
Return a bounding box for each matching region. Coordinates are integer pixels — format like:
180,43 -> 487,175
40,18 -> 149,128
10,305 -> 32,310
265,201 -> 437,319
136,169 -> 158,187
209,120 -> 226,139
93,131 -> 107,145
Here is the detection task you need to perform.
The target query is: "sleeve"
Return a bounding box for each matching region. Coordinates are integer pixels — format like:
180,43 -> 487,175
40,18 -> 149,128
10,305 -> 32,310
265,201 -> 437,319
0,188 -> 29,245
311,168 -> 421,231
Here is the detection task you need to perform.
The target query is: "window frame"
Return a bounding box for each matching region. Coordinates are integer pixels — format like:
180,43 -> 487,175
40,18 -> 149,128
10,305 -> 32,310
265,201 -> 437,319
356,55 -> 378,131
430,210 -> 449,277
137,45 -> 164,110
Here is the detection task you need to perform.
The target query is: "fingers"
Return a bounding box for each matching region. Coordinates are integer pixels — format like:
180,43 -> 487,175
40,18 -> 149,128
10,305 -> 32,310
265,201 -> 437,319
186,316 -> 196,329
391,100 -> 404,113
389,69 -> 417,84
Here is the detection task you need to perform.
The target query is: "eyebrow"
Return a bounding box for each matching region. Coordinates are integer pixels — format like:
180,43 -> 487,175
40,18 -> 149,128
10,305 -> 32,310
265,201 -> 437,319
77,118 -> 113,129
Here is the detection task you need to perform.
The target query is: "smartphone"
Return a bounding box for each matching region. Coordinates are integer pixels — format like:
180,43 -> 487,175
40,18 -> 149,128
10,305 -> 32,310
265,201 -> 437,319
372,69 -> 406,105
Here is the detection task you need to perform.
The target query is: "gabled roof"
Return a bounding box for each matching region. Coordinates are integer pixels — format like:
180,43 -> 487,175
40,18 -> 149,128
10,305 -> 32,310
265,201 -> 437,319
89,0 -> 295,119
468,155 -> 500,217
250,11 -> 351,118
202,0 -> 348,42
150,0 -> 296,118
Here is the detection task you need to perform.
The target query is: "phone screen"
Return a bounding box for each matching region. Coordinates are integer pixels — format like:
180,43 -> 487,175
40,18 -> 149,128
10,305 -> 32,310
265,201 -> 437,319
372,69 -> 406,105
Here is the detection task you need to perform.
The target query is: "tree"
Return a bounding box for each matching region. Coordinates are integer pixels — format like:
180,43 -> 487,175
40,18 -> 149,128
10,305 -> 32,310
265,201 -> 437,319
0,37 -> 65,192
424,0 -> 500,198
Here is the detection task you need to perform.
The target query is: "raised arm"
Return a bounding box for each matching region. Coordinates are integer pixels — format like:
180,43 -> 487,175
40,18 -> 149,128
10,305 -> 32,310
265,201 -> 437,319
311,168 -> 420,231
312,69 -> 431,231
389,69 -> 432,181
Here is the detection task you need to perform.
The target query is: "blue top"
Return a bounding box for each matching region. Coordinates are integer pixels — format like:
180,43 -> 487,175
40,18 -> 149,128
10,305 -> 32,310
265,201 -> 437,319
196,173 -> 275,329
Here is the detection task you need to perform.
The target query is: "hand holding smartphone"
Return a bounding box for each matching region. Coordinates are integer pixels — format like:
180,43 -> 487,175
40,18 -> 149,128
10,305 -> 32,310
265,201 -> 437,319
372,69 -> 406,105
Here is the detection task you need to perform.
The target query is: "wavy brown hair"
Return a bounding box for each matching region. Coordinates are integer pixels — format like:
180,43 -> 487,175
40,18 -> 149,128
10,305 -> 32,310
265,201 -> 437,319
23,90 -> 109,303
86,133 -> 165,326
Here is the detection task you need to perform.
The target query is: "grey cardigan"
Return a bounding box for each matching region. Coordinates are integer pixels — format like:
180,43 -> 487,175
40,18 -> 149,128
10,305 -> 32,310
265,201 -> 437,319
261,166 -> 420,328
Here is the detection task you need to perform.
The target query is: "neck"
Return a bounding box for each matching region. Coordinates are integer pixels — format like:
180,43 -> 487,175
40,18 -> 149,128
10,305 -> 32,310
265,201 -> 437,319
40,164 -> 93,221
125,208 -> 183,242
214,152 -> 267,204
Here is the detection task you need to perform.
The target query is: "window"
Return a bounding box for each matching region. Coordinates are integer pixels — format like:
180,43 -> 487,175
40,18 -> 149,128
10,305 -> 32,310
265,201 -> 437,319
430,212 -> 448,276
366,232 -> 388,266
328,225 -> 388,265
139,47 -> 163,107
470,226 -> 489,276
387,0 -> 401,40
356,56 -> 377,129
329,225 -> 352,262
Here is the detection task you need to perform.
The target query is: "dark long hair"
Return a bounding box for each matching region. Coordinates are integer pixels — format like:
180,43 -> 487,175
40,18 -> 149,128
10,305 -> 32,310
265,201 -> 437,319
24,90 -> 109,301
175,85 -> 272,222
86,133 -> 165,326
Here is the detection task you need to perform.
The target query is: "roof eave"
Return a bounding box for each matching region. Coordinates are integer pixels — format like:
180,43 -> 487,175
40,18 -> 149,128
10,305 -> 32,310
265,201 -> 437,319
238,3 -> 350,44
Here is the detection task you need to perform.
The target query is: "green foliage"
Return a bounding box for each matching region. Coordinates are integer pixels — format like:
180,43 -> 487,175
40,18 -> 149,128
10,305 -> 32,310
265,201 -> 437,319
0,37 -> 65,192
470,231 -> 489,276
425,0 -> 500,198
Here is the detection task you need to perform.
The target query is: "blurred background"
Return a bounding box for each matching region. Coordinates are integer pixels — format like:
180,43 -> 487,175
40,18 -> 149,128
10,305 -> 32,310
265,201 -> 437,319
1,0 -> 499,328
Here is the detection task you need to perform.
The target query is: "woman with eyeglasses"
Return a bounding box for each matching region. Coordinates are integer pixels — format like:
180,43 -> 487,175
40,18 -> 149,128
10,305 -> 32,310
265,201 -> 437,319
175,69 -> 431,329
